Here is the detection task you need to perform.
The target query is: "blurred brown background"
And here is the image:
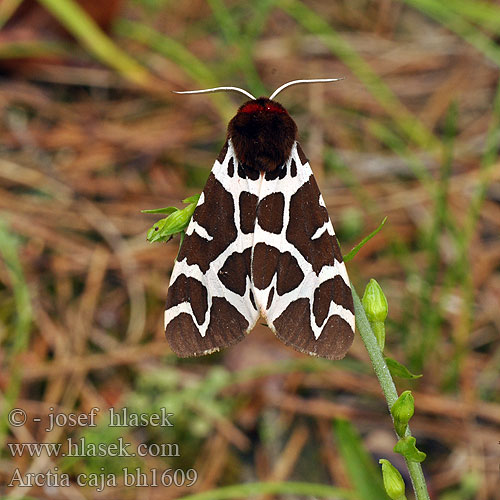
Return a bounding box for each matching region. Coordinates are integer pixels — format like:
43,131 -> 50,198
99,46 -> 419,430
0,0 -> 499,499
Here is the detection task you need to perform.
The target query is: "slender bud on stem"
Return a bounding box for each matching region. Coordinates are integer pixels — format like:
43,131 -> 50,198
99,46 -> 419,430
362,279 -> 388,350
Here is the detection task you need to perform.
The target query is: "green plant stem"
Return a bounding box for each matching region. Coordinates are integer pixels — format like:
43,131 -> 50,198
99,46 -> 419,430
352,286 -> 430,500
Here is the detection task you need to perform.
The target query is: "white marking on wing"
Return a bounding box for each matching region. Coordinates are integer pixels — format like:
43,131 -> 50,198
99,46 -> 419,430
186,220 -> 213,240
311,223 -> 328,240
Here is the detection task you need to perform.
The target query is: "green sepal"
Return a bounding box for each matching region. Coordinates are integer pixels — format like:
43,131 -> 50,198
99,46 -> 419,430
385,357 -> 422,379
394,436 -> 427,463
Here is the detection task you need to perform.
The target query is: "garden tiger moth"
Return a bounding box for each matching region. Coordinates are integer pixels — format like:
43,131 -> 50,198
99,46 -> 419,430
164,79 -> 355,359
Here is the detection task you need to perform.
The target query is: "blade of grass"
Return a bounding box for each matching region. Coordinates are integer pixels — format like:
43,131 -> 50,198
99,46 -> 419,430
207,0 -> 268,96
0,40 -> 69,59
367,119 -> 464,239
443,77 -> 500,387
324,148 -> 420,282
368,118 -> 464,243
333,419 -> 388,500
36,0 -> 155,88
411,102 -> 457,371
324,147 -> 379,214
244,0 -> 275,45
449,0 -> 500,34
176,480 -> 358,500
464,78 -> 500,238
0,0 -> 23,29
207,0 -> 239,46
115,19 -> 234,122
0,220 -> 32,450
115,19 -> 217,86
367,121 -> 434,189
276,0 -> 439,151
401,0 -> 500,67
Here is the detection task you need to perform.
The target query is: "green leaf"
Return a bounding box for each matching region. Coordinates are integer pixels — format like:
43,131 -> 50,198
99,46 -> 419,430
333,419 -> 388,500
343,217 -> 387,263
183,194 -> 201,204
141,206 -> 179,214
394,436 -> 427,463
385,357 -> 422,379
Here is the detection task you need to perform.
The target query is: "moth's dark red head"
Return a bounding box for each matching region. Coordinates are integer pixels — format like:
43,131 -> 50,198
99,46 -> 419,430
239,100 -> 287,115
228,97 -> 297,173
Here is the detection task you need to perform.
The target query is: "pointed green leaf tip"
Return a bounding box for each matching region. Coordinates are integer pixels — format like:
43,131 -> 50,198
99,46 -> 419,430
141,206 -> 178,214
343,216 -> 386,263
385,357 -> 422,379
362,278 -> 388,350
144,194 -> 200,243
394,436 -> 427,463
391,390 -> 414,437
379,459 -> 407,500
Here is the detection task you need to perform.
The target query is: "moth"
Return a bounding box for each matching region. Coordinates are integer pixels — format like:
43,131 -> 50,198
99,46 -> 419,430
164,79 -> 355,360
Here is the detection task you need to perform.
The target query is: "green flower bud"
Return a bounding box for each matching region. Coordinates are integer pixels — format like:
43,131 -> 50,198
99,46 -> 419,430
391,390 -> 414,437
146,194 -> 200,243
394,436 -> 427,462
362,279 -> 388,321
379,459 -> 407,500
362,279 -> 388,350
163,202 -> 197,234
